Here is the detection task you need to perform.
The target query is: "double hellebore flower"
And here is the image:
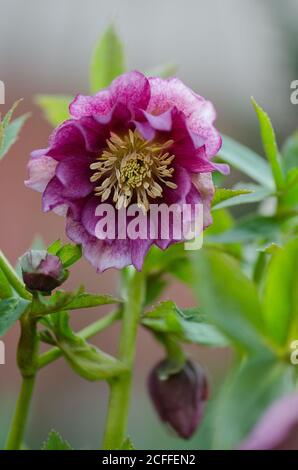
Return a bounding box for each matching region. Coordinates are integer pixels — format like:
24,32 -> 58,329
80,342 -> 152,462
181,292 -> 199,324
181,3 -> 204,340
26,72 -> 228,271
148,359 -> 209,439
20,250 -> 65,294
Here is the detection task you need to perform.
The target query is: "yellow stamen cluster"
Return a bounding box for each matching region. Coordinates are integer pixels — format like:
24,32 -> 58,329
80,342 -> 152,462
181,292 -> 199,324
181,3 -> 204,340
90,130 -> 177,213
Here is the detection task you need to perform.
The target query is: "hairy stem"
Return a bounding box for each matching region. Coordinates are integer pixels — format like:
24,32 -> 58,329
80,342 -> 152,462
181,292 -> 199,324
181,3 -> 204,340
102,268 -> 145,449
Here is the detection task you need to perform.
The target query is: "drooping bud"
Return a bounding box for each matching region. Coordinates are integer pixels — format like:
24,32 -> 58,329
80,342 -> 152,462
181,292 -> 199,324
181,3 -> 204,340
148,359 -> 208,439
20,250 -> 66,294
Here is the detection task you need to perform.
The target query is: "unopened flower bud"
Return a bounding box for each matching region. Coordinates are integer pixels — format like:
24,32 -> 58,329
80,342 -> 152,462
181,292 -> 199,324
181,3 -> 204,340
20,250 -> 65,294
148,359 -> 208,439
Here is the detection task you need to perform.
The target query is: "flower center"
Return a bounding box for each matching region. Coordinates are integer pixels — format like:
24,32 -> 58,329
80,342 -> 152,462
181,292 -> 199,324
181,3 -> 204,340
90,130 -> 177,213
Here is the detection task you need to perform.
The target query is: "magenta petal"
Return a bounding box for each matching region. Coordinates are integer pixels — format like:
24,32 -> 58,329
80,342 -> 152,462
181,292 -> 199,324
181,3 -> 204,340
131,239 -> 153,271
66,217 -> 132,271
148,77 -> 222,157
152,165 -> 192,250
56,156 -> 93,199
69,89 -> 112,118
42,177 -> 65,212
48,120 -> 88,160
187,101 -> 222,156
94,102 -> 132,134
164,164 -> 192,206
110,71 -> 150,111
168,109 -> 211,173
81,197 -> 102,237
74,116 -> 109,153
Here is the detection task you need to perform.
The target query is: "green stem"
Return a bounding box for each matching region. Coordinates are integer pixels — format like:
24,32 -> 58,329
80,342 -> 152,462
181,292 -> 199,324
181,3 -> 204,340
0,251 -> 31,300
5,311 -> 38,450
38,308 -> 121,369
102,268 -> 145,450
5,376 -> 35,450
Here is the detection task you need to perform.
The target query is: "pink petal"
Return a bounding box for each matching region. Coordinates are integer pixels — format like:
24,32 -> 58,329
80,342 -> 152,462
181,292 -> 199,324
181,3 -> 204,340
56,156 -> 94,199
66,217 -> 133,272
69,89 -> 112,119
25,155 -> 58,192
110,71 -> 150,111
148,77 -> 222,157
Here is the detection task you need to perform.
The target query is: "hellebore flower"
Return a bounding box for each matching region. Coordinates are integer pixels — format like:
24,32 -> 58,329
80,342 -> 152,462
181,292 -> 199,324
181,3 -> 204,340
148,359 -> 209,439
26,72 -> 228,271
20,250 -> 66,294
240,392 -> 298,450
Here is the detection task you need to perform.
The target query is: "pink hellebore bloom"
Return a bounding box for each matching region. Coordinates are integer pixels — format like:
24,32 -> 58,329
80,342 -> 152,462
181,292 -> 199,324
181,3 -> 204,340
26,72 -> 228,271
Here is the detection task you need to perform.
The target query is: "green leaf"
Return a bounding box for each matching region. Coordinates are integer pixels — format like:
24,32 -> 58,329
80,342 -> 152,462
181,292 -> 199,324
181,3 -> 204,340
0,297 -> 30,337
42,430 -> 72,450
46,311 -> 127,381
206,214 -> 282,244
60,336 -> 127,381
142,301 -> 228,347
90,25 -> 125,93
32,288 -> 121,316
257,242 -> 281,254
35,95 -> 72,127
61,291 -> 120,310
281,168 -> 298,208
145,63 -> 177,78
210,357 -> 294,449
0,269 -> 13,299
191,248 -> 267,353
262,237 -> 298,347
212,186 -> 273,211
218,134 -> 274,189
117,437 -> 136,450
0,113 -> 30,160
56,243 -> 82,268
212,188 -> 253,208
2,99 -> 23,128
281,131 -> 298,173
251,97 -> 284,190
47,239 -> 63,255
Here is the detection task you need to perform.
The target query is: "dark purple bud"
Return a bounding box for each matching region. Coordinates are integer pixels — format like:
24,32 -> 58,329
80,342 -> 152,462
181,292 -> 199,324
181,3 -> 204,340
148,359 -> 208,439
20,250 -> 65,294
